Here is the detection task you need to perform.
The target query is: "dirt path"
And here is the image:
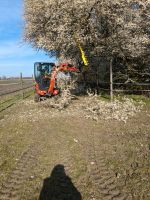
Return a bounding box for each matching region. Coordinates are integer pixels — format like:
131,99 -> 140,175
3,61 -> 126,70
0,97 -> 149,200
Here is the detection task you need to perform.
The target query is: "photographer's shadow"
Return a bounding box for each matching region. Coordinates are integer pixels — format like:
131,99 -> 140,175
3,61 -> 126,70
39,164 -> 82,200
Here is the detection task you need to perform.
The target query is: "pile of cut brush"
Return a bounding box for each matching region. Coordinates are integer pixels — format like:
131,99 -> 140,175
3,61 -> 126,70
39,89 -> 144,123
82,93 -> 144,123
39,88 -> 76,110
39,77 -> 79,110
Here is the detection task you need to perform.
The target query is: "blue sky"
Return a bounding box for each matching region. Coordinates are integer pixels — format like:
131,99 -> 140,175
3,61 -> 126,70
0,0 -> 55,77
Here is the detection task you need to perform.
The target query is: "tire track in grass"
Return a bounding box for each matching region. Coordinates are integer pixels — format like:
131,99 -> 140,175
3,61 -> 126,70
0,144 -> 39,200
83,132 -> 130,200
36,135 -> 82,200
55,134 -> 82,200
22,132 -> 77,200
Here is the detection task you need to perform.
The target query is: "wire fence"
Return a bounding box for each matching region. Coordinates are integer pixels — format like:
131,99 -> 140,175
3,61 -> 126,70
78,80 -> 150,98
0,85 -> 34,97
0,73 -> 149,99
96,82 -> 150,97
0,73 -> 34,97
0,74 -> 34,112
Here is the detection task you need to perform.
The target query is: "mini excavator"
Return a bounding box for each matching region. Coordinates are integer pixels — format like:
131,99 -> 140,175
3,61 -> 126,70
34,62 -> 79,102
34,37 -> 89,102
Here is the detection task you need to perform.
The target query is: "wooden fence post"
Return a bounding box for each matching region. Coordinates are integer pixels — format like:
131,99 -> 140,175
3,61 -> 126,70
32,74 -> 34,81
110,58 -> 113,101
20,73 -> 24,99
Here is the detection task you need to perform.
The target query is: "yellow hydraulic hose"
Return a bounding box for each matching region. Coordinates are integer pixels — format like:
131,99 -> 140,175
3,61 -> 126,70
74,36 -> 89,66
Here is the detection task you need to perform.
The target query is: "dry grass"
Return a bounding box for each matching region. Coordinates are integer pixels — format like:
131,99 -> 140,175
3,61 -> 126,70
0,91 -> 149,200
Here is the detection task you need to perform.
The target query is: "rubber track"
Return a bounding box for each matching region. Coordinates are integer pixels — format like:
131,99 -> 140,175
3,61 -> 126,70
0,145 -> 39,200
83,132 -> 131,200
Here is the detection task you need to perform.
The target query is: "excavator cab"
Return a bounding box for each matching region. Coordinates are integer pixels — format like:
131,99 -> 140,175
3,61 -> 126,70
34,62 -> 55,85
34,62 -> 56,101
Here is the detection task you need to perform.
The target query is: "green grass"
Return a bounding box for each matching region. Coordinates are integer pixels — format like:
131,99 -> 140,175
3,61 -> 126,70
0,89 -> 34,112
98,93 -> 150,105
97,93 -> 111,101
125,94 -> 150,105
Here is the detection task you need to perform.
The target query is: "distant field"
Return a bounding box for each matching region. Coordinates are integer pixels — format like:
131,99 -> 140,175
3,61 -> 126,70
0,78 -> 33,84
0,79 -> 34,96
